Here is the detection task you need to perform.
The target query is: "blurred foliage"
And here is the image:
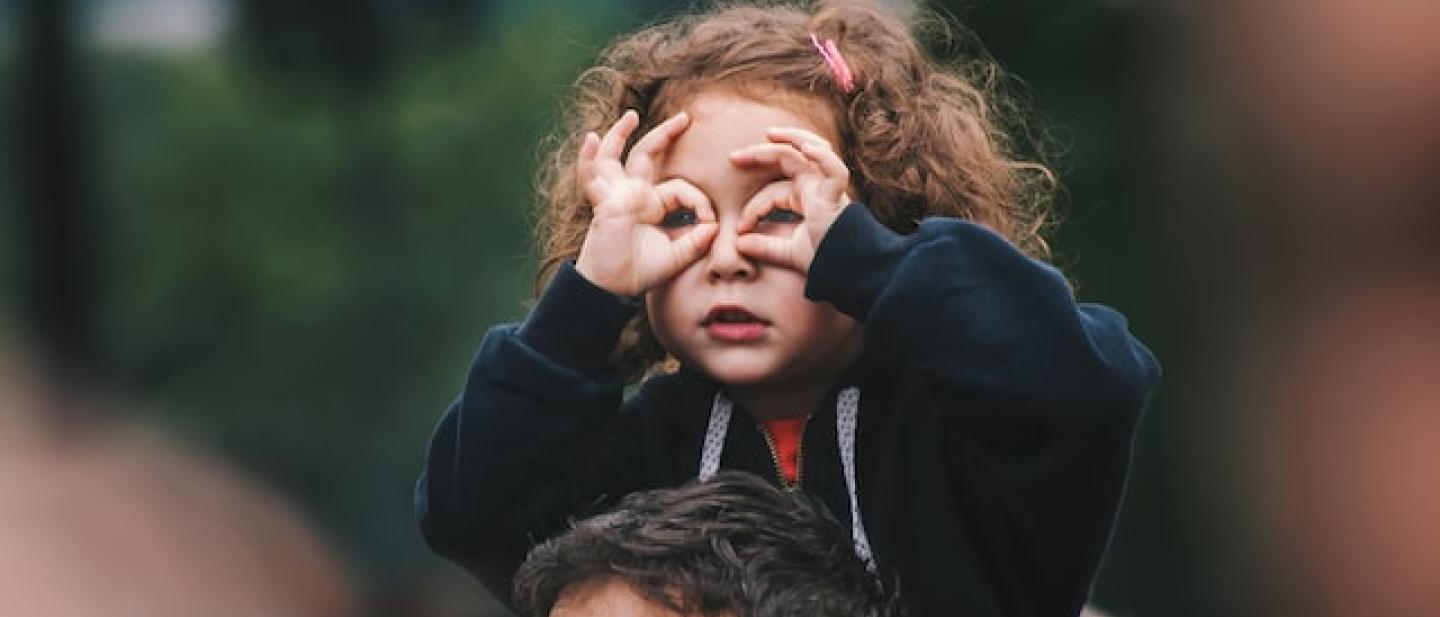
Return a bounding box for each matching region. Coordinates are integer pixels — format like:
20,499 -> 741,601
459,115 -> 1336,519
5,0 -> 1198,613
0,29 -> 14,329
71,0 -> 635,584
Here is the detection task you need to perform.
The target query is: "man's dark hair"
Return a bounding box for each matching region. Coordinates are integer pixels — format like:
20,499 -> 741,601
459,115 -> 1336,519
513,471 -> 895,617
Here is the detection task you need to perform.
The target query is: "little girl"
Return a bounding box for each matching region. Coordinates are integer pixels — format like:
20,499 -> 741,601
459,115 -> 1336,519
417,2 -> 1160,615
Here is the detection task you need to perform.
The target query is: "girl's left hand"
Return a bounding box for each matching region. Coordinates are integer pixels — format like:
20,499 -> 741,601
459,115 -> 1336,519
728,127 -> 851,273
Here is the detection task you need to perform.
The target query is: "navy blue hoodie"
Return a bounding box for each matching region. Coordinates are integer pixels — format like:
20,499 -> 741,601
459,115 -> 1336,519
417,204 -> 1161,616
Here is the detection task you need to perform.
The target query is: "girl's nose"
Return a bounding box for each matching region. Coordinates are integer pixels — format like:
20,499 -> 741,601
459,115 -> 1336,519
706,227 -> 753,282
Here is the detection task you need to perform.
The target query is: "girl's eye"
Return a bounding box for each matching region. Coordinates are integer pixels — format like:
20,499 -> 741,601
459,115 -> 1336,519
660,207 -> 699,228
759,207 -> 804,224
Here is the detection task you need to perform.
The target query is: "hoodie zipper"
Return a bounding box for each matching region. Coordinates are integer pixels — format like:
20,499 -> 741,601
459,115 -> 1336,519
758,416 -> 808,490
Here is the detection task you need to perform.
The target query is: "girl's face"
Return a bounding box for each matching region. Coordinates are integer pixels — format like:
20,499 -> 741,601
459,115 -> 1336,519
645,89 -> 863,388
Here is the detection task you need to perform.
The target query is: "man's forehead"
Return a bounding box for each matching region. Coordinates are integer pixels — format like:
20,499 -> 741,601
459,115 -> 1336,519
550,578 -> 704,617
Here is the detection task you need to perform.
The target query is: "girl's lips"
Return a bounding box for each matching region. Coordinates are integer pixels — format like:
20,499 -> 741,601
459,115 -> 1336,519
702,304 -> 769,342
706,322 -> 767,342
702,304 -> 768,325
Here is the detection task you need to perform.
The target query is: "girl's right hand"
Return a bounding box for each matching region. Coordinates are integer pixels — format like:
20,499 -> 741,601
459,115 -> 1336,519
575,110 -> 718,297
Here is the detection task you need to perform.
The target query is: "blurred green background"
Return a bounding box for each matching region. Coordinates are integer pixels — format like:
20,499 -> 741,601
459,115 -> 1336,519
2,0 -> 1208,614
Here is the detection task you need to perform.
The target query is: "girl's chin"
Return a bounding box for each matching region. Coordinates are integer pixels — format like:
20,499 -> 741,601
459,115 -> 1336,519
691,357 -> 787,387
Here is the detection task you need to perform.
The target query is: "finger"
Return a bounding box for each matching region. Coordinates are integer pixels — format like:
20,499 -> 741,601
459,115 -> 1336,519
577,131 -> 600,181
668,222 -> 719,269
625,111 -> 690,182
767,127 -> 848,187
654,178 -> 716,224
729,143 -> 817,178
766,126 -> 834,153
793,143 -> 850,209
579,131 -> 600,162
797,141 -> 850,184
597,110 -> 639,162
735,233 -> 809,272
577,132 -> 614,205
765,127 -> 850,209
736,181 -> 796,234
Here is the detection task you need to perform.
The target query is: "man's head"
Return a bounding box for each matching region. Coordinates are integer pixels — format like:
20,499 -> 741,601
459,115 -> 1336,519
513,472 -> 893,617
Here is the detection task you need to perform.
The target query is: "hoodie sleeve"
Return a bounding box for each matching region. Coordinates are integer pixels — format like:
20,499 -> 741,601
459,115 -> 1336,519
415,262 -> 641,604
808,204 -> 1160,424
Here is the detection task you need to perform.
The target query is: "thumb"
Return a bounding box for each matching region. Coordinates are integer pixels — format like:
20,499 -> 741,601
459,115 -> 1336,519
668,222 -> 719,268
735,233 -> 810,273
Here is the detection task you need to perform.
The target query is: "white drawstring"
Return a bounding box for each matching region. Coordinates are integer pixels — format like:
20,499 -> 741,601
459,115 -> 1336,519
698,393 -> 732,481
698,387 -> 878,574
835,386 -> 878,574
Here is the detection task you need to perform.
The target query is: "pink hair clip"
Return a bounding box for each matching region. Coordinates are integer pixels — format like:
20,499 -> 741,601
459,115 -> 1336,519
810,33 -> 855,93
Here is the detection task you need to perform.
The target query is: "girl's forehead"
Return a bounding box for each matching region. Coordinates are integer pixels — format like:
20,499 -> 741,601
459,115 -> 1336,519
674,87 -> 840,144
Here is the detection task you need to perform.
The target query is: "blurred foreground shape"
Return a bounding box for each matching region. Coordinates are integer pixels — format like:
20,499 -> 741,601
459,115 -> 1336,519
1193,0 -> 1440,614
0,352 -> 357,617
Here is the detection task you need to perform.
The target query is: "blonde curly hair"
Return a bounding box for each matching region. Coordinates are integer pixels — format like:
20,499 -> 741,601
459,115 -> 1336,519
532,0 -> 1059,382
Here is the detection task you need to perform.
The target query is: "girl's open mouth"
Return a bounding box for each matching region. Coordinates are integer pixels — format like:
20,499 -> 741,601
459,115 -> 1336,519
703,305 -> 769,342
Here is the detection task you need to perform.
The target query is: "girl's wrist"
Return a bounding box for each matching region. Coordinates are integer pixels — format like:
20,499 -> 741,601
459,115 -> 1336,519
575,256 -> 638,299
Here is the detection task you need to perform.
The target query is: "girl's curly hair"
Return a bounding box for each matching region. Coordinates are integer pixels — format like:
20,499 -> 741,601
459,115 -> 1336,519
533,0 -> 1059,382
